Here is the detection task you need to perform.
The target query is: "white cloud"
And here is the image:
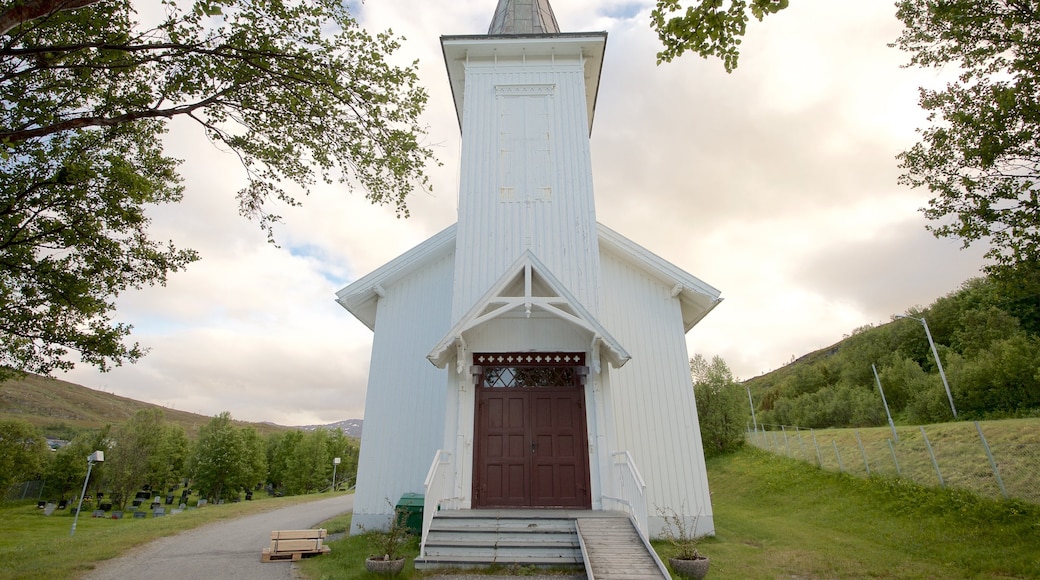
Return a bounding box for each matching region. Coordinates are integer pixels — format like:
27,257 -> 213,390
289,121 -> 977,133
64,0 -> 985,423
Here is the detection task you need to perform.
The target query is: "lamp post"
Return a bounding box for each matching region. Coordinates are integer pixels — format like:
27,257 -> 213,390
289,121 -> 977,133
896,315 -> 957,419
332,457 -> 341,491
746,386 -> 759,433
872,363 -> 899,442
71,450 -> 104,536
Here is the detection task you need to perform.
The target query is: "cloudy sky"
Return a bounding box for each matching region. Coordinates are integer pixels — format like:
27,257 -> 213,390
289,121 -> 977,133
63,0 -> 988,426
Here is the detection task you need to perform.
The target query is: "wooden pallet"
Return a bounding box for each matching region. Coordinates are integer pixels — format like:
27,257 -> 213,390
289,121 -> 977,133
260,529 -> 331,562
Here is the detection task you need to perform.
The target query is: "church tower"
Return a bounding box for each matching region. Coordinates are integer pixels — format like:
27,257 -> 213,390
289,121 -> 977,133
443,0 -> 607,318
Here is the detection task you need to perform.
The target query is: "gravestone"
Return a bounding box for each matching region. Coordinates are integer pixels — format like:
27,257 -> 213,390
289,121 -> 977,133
170,508 -> 183,515
36,501 -> 46,509
43,503 -> 56,516
131,499 -> 142,508
165,494 -> 174,505
56,499 -> 67,509
197,499 -> 207,507
152,507 -> 165,517
178,502 -> 187,510
112,511 -> 123,519
92,510 -> 105,518
133,511 -> 147,519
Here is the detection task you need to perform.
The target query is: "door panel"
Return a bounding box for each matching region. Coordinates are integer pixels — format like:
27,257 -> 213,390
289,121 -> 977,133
473,354 -> 590,509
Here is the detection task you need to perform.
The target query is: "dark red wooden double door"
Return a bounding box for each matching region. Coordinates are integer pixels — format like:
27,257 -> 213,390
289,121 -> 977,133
472,353 -> 591,509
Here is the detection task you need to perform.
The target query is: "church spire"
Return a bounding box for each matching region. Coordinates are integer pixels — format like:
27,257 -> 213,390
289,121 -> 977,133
488,0 -> 560,35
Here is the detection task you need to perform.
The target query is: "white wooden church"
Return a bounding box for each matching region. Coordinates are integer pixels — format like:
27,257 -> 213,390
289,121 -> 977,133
336,0 -> 722,553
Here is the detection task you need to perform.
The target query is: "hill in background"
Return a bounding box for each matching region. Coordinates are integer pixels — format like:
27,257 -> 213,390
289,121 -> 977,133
0,373 -> 361,439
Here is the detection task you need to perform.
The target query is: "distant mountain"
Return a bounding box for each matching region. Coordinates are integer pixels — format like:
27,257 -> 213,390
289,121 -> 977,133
0,373 -> 289,439
299,418 -> 362,438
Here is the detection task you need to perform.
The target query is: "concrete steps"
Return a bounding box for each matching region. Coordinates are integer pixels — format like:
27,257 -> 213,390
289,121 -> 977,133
414,510 -> 586,570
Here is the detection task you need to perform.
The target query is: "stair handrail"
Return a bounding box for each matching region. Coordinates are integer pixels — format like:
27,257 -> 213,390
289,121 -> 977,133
420,449 -> 453,557
601,450 -> 649,537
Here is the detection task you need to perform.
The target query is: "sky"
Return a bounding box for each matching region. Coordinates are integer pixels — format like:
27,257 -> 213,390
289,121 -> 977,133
63,0 -> 988,426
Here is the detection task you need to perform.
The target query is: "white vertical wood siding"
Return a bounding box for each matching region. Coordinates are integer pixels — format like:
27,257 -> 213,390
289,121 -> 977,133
452,50 -> 601,320
349,251 -> 455,534
598,247 -> 715,538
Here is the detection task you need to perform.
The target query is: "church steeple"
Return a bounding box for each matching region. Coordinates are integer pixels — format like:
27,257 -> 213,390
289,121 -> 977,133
488,0 -> 560,35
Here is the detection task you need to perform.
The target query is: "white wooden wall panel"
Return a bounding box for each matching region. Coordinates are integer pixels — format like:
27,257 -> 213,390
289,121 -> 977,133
452,52 -> 600,321
599,247 -> 715,537
350,251 -> 455,534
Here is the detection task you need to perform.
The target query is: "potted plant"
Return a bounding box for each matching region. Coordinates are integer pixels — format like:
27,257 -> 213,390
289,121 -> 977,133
363,502 -> 409,576
659,505 -> 710,579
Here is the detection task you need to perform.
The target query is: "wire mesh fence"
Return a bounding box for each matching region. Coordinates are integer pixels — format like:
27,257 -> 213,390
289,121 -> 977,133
4,480 -> 44,501
747,419 -> 1040,505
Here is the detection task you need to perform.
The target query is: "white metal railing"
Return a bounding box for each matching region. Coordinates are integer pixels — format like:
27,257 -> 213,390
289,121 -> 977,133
600,450 -> 649,537
420,450 -> 454,557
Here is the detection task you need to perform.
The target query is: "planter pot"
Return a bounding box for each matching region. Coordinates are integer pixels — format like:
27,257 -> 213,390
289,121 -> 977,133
669,556 -> 710,579
365,557 -> 405,576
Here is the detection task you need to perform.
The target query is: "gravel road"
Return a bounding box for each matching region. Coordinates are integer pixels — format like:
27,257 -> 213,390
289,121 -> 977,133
84,493 -> 354,580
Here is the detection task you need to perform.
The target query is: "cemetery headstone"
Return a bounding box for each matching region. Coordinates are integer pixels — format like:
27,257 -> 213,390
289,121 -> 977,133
112,511 -> 123,519
44,503 -> 56,516
133,511 -> 146,519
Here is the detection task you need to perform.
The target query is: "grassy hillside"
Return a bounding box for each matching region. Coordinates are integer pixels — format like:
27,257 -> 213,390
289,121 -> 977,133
694,447 -> 1040,578
750,418 -> 1040,504
0,373 -> 286,439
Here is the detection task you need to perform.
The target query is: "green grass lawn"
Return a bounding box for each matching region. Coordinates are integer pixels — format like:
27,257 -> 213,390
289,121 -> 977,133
0,492 -> 339,580
301,448 -> 1040,579
4,449 -> 1038,579
694,447 -> 1040,579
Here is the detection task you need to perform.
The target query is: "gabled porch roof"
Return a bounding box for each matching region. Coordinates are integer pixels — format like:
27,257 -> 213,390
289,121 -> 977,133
426,249 -> 630,371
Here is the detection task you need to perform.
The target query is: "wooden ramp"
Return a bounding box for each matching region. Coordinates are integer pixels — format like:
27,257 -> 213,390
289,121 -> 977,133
576,517 -> 669,579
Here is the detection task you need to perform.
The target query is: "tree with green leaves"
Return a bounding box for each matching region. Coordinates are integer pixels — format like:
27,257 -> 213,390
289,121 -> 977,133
0,418 -> 49,495
190,411 -> 246,501
894,1 -> 1040,278
691,354 -> 747,456
0,0 -> 433,379
101,408 -> 178,508
651,0 -> 790,71
238,426 -> 267,493
43,426 -> 109,500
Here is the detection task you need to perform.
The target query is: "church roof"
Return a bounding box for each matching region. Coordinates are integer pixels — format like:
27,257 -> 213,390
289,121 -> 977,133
488,0 -> 560,35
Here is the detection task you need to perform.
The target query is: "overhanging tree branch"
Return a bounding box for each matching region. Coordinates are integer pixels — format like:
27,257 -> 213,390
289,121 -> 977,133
0,0 -> 101,36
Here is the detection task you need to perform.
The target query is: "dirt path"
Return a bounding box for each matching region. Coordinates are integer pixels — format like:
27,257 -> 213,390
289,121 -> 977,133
83,493 -> 354,580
